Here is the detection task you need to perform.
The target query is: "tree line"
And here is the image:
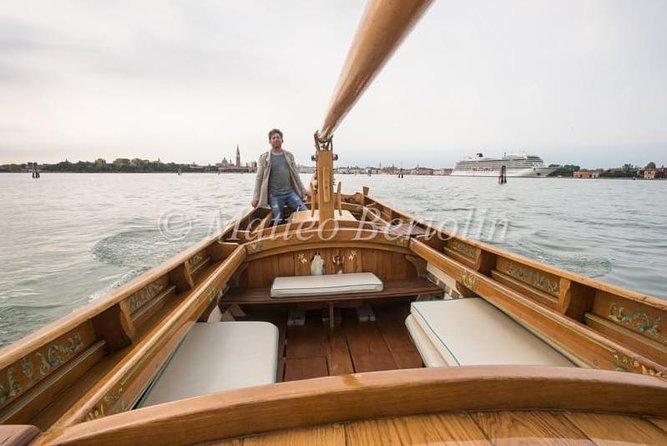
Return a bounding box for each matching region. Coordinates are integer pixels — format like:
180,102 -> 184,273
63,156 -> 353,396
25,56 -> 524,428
548,162 -> 659,178
0,158 -> 219,173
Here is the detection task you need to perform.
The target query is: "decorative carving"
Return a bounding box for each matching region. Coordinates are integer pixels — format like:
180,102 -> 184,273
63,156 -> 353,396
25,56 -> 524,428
0,331 -> 84,408
297,253 -> 308,264
0,368 -> 22,406
204,281 -> 222,304
128,276 -> 168,314
35,332 -> 84,376
391,237 -> 406,247
612,352 -> 664,377
609,304 -> 662,339
348,250 -> 359,272
449,239 -> 476,260
188,252 -> 206,269
459,271 -> 476,291
247,241 -> 266,255
497,257 -> 559,296
85,384 -> 124,421
21,357 -> 34,383
333,251 -> 344,274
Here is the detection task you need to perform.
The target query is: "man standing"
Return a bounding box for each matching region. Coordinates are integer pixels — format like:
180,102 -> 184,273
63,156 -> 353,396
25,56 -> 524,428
251,129 -> 308,224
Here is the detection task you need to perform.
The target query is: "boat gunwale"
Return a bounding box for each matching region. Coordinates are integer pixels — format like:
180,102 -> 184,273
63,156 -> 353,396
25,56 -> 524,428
361,192 -> 666,308
0,208 -> 251,366
34,365 -> 667,446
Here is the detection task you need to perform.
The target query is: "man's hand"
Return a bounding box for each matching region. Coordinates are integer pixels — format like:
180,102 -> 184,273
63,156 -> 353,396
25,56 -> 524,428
251,199 -> 258,208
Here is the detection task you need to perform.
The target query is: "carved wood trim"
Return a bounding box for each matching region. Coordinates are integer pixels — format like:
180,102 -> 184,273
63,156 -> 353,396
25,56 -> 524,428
491,269 -> 558,310
410,239 -> 667,378
50,247 -> 246,428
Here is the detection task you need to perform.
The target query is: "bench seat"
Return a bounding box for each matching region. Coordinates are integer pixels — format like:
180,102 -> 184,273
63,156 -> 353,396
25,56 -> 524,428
271,272 -> 383,298
221,278 -> 443,306
406,298 -> 574,367
139,321 -> 279,407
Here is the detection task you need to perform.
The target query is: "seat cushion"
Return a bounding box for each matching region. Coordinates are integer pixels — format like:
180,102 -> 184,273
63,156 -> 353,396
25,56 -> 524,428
271,272 -> 383,298
410,298 -> 574,367
405,315 -> 446,367
140,321 -> 279,407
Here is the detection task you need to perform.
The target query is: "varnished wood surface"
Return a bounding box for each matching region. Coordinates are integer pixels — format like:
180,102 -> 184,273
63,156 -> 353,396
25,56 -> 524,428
259,303 -> 422,382
291,210 -> 357,223
3,190 -> 667,439
213,410 -> 667,445
362,193 -> 666,309
239,247 -> 419,288
565,412 -> 667,445
317,0 -> 433,139
222,278 -> 442,305
472,411 -> 592,445
35,366 -> 667,445
411,237 -> 667,378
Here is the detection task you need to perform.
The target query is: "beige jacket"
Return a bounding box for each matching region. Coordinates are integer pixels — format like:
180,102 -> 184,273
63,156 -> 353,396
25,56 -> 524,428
252,149 -> 307,208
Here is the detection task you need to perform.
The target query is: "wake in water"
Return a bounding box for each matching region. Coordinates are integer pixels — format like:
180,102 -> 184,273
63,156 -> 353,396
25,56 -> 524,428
89,221 -> 211,301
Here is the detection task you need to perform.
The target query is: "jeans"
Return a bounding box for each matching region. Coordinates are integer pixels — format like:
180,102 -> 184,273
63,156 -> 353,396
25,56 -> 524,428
269,190 -> 306,224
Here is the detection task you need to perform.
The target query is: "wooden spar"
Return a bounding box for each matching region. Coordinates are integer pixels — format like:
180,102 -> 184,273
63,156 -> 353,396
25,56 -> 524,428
317,0 -> 433,141
314,0 -> 433,225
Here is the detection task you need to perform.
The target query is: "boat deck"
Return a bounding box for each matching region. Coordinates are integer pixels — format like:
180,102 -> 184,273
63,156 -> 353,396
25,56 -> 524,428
239,302 -> 423,382
212,410 -> 667,445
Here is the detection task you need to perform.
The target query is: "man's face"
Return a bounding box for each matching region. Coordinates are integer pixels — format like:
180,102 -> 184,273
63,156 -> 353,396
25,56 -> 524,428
270,133 -> 283,149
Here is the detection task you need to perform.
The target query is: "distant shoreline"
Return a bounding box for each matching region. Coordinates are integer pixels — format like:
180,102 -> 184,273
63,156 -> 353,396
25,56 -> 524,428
2,171 -> 665,180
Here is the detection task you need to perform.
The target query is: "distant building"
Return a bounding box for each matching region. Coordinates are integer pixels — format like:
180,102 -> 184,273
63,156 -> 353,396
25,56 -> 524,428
218,145 -> 250,173
644,167 -> 666,179
411,167 -> 433,175
433,168 -> 453,176
188,163 -> 206,171
298,165 -> 316,174
573,170 -> 600,179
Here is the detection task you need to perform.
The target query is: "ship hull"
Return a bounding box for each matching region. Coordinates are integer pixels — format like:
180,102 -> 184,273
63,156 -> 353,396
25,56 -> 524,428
451,167 -> 556,177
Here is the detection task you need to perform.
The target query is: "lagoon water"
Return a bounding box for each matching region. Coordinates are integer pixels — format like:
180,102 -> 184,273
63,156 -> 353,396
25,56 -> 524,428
1,172 -> 666,346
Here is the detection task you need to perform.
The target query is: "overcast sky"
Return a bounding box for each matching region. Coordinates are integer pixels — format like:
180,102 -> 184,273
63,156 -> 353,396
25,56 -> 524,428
1,1 -> 666,168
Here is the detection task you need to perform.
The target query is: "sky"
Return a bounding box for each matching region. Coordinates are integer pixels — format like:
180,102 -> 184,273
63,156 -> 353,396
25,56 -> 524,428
1,0 -> 666,169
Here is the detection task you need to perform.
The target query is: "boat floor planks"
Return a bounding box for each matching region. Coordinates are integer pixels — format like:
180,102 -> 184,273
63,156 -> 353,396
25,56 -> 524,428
343,309 -> 400,373
240,303 -> 422,382
565,412 -> 667,445
471,411 -> 593,445
210,410 -> 667,445
326,326 -> 355,376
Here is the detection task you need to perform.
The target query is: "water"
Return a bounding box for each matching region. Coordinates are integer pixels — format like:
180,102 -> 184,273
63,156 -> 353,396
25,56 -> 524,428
1,173 -> 665,347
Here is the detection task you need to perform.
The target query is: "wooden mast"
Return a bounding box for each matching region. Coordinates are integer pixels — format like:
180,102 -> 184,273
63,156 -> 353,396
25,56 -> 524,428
313,0 -> 433,224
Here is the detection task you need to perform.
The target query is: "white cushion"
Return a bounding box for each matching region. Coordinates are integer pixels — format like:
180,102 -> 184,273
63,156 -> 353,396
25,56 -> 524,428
140,321 -> 279,407
410,298 -> 574,367
271,272 -> 383,298
405,315 -> 446,367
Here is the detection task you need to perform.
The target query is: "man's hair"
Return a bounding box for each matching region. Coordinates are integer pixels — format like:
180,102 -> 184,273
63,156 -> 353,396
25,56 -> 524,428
268,128 -> 283,140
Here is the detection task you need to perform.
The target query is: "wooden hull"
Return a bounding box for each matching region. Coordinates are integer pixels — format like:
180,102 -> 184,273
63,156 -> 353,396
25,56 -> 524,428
0,191 -> 665,445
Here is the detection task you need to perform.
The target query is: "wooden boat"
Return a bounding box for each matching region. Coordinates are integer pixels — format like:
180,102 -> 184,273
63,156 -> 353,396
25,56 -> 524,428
2,1 -> 666,444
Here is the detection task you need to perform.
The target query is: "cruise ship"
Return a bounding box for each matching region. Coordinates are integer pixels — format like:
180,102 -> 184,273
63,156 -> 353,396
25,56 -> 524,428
452,152 -> 557,177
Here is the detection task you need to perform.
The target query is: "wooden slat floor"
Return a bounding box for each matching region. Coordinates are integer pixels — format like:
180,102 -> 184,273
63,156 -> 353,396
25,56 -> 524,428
240,302 -> 423,382
214,411 -> 667,445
